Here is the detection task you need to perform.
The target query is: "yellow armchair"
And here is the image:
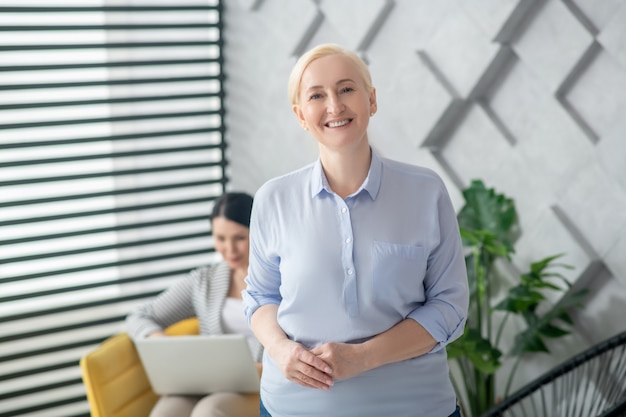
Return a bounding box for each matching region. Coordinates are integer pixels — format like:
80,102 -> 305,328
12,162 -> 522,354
80,318 -> 200,417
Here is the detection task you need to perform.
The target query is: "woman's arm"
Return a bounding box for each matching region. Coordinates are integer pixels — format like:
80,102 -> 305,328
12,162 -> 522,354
125,270 -> 197,339
311,318 -> 436,381
250,304 -> 334,390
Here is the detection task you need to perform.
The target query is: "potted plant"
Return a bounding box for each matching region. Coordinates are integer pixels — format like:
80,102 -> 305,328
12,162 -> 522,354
446,180 -> 588,417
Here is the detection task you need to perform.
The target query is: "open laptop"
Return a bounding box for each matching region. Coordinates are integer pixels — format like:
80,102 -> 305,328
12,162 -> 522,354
134,334 -> 260,395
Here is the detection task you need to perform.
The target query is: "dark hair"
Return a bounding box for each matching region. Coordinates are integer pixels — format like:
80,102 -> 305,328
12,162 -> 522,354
209,192 -> 254,228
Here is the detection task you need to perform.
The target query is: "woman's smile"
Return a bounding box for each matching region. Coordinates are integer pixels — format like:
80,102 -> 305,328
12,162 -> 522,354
326,118 -> 352,128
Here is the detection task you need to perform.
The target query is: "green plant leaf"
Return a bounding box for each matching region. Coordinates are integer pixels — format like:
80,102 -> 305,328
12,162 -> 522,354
460,229 -> 514,259
559,289 -> 589,309
512,329 -> 550,355
447,329 -> 502,374
556,309 -> 574,325
494,285 -> 544,313
457,180 -> 518,245
538,323 -> 570,338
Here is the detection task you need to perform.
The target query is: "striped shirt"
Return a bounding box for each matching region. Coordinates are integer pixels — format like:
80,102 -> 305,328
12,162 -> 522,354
126,261 -> 262,361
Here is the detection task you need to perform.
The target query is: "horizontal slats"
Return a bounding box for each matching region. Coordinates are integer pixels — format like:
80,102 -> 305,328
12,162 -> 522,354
0,2 -> 224,416
0,144 -> 221,167
0,92 -> 220,111
0,23 -> 218,31
0,248 -> 213,283
1,213 -> 212,244
1,41 -> 219,52
0,162 -> 223,187
0,58 -> 216,72
0,6 -> 219,12
0,109 -> 221,130
0,127 -> 222,149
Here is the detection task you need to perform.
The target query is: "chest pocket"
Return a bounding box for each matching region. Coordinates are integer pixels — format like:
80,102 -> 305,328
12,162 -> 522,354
371,241 -> 426,308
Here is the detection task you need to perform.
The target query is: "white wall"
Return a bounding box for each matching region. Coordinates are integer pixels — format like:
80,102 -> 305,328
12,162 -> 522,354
223,0 -> 626,394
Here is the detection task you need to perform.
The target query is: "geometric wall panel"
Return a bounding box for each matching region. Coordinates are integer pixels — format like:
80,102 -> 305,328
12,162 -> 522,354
556,164 -> 626,257
367,53 -> 457,149
598,3 -> 626,68
597,119 -> 626,192
422,8 -> 503,99
562,49 -> 626,140
223,0 -> 626,395
512,0 -> 594,93
318,0 -> 393,51
569,0 -> 626,32
455,0 -> 535,42
439,104 -> 513,184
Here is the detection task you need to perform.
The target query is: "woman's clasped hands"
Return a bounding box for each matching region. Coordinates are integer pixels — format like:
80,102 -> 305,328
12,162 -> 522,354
269,339 -> 371,391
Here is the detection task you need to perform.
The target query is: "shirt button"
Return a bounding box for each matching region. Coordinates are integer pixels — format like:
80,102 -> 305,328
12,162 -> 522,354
345,237 -> 352,244
341,207 -> 347,213
347,268 -> 353,275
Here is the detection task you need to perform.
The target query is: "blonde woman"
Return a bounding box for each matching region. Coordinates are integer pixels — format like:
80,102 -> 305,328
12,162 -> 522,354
242,44 -> 468,417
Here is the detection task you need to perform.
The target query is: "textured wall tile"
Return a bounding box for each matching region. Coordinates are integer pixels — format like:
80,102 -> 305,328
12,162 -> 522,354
440,104 -> 512,183
605,233 -> 626,286
598,4 -> 626,70
318,0 -> 393,51
251,0 -> 321,55
488,152 -> 558,232
369,0 -> 454,51
300,16 -> 351,52
511,207 -> 593,289
570,0 -> 625,31
368,52 -> 456,147
597,119 -> 626,192
556,163 -> 626,256
455,0 -> 524,40
488,59 -> 594,184
423,9 -> 502,98
486,58 -> 546,140
563,50 -> 626,139
512,0 -> 594,92
236,0 -> 263,11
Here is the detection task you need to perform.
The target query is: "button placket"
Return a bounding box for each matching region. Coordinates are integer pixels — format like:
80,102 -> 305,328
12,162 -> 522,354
339,203 -> 358,317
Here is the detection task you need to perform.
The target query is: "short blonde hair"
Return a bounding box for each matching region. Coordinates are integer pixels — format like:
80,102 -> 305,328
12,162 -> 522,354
288,43 -> 373,106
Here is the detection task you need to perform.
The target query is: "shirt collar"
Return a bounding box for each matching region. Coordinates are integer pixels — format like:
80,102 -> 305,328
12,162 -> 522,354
310,148 -> 382,200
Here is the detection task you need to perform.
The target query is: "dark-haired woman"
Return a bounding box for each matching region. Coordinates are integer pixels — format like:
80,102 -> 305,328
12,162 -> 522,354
126,192 -> 261,417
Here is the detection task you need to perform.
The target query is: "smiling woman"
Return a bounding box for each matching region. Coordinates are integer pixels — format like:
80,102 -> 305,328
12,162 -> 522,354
242,43 -> 469,417
125,192 -> 262,417
0,2 -> 226,417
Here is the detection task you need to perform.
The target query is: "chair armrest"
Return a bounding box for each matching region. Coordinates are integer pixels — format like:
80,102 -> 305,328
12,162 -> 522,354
80,333 -> 158,417
164,317 -> 200,336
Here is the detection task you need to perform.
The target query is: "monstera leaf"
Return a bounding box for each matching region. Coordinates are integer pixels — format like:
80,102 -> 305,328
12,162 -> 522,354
457,179 -> 517,245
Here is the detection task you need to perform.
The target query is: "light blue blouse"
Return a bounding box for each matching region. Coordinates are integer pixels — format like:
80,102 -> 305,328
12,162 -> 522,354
242,149 -> 469,417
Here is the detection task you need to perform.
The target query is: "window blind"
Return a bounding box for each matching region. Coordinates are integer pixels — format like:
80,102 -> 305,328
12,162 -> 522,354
0,2 -> 225,416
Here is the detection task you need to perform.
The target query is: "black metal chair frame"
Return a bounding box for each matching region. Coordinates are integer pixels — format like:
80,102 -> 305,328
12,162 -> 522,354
481,330 -> 626,417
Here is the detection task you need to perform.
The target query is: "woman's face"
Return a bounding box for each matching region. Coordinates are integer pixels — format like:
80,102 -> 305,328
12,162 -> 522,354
293,54 -> 376,154
211,217 -> 250,271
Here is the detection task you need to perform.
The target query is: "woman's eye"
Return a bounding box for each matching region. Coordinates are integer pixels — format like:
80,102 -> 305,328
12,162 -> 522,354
340,86 -> 354,94
308,93 -> 322,100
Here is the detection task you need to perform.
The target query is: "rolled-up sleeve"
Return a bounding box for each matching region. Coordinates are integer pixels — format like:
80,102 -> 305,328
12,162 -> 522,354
407,183 -> 469,352
242,187 -> 283,324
